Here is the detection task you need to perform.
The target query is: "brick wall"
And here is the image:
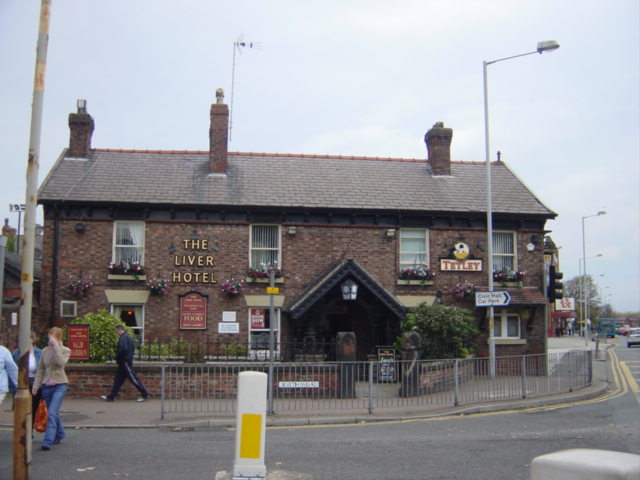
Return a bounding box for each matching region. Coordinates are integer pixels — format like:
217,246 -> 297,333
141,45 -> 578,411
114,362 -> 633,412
33,214 -> 548,357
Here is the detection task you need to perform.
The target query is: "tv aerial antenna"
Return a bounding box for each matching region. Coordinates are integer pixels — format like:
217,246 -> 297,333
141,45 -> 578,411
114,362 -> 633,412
230,35 -> 261,142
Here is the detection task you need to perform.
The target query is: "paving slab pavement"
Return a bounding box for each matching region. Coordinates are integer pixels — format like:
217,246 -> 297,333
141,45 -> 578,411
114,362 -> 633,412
0,335 -> 614,430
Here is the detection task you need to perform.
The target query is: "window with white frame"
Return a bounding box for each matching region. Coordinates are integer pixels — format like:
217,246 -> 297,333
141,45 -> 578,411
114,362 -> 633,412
250,225 -> 280,269
493,310 -> 521,338
399,228 -> 429,272
249,308 -> 280,356
60,301 -> 77,318
111,304 -> 145,344
113,221 -> 145,265
492,231 -> 516,273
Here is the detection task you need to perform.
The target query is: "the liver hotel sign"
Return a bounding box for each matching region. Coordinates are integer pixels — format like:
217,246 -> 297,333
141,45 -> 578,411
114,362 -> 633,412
179,291 -> 208,329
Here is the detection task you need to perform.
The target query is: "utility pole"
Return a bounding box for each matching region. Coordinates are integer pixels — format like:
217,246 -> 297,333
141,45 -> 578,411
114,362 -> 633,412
14,1 -> 51,478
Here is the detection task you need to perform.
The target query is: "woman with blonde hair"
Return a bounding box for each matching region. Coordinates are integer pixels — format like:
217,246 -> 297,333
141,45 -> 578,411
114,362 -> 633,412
33,327 -> 70,451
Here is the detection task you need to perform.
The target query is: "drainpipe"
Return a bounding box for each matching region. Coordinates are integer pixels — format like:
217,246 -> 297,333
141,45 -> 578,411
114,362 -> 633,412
49,206 -> 60,327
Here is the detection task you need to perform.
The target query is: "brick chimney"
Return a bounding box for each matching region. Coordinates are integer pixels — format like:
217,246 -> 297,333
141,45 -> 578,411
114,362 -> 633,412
68,99 -> 94,158
425,121 -> 453,176
2,218 -> 16,238
209,88 -> 229,175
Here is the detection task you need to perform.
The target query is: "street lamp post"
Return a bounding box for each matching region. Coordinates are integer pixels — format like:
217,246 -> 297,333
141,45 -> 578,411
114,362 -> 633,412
483,40 -> 559,373
581,211 -> 606,345
578,253 -> 602,339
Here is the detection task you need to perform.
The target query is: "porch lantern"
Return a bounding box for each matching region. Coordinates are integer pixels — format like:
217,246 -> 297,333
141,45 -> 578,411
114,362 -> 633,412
341,279 -> 358,300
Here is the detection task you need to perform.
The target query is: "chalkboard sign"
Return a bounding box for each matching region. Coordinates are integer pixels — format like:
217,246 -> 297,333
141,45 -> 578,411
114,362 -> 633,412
378,348 -> 396,383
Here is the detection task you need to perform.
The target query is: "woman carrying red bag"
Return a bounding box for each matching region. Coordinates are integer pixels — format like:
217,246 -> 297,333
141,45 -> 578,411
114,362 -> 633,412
32,327 -> 70,451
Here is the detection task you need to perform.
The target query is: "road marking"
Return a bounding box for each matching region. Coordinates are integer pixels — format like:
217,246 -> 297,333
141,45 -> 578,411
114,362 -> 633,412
620,362 -> 640,393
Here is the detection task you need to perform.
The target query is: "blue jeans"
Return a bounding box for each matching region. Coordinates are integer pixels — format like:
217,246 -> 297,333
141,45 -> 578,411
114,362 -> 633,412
40,383 -> 68,447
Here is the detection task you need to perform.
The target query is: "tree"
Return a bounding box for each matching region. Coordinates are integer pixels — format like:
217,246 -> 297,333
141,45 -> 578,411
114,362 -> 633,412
69,309 -> 134,363
400,304 -> 478,359
564,274 -> 603,322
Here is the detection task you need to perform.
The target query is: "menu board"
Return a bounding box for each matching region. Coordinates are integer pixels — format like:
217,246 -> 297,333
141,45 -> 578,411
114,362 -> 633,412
68,324 -> 90,360
179,292 -> 208,329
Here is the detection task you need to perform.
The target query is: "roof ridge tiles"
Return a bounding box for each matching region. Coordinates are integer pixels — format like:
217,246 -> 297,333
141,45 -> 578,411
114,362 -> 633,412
91,148 -> 487,165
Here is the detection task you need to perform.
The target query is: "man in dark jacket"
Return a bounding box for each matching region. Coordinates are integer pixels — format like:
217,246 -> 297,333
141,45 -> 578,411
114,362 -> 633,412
101,325 -> 149,402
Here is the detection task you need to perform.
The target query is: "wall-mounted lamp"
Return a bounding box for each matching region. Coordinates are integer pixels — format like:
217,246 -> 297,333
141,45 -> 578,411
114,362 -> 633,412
168,243 -> 176,255
288,226 -> 297,235
341,279 -> 358,301
386,228 -> 396,238
74,222 -> 85,233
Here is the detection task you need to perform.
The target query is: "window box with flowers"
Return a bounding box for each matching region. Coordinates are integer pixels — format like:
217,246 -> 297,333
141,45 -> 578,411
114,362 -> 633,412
452,280 -> 475,300
397,265 -> 434,285
493,269 -> 526,286
108,260 -> 146,280
246,264 -> 284,283
147,278 -> 170,296
68,278 -> 93,297
221,278 -> 245,297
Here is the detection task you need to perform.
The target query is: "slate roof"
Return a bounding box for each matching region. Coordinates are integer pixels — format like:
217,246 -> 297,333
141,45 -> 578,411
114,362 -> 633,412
38,149 -> 555,217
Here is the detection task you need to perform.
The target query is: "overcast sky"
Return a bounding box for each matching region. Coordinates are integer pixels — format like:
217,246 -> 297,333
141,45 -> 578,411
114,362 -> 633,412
1,1 -> 638,313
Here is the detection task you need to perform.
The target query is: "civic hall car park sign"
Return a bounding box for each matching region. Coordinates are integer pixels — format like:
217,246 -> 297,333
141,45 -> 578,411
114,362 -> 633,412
475,291 -> 512,307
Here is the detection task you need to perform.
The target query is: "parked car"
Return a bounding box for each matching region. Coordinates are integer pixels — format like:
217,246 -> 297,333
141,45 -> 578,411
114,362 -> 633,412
627,328 -> 640,348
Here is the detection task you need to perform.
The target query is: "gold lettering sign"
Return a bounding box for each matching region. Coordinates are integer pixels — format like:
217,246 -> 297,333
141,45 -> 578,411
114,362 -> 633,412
172,238 -> 217,284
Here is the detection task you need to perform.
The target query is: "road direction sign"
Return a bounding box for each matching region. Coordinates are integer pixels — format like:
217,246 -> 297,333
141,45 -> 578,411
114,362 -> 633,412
475,291 -> 511,307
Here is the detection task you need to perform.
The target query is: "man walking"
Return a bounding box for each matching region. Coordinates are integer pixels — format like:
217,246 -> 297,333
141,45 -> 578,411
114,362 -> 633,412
101,325 -> 149,402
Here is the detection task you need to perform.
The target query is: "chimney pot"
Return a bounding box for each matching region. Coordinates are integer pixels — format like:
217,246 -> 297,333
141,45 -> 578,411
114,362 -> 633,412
425,121 -> 453,176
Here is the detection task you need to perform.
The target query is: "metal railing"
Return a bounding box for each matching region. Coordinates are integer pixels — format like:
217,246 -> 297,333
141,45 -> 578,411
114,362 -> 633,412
135,338 -> 335,363
160,350 -> 591,418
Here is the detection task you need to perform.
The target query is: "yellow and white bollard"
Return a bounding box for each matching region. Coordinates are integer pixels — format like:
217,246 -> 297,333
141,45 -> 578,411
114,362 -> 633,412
233,371 -> 267,480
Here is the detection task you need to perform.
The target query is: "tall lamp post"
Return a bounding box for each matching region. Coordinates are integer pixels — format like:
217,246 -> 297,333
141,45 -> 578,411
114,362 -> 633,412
581,211 -> 606,345
578,253 -> 602,338
483,40 -> 559,372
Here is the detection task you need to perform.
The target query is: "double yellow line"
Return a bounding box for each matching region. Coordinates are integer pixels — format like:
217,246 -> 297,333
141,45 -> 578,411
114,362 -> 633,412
616,348 -> 640,405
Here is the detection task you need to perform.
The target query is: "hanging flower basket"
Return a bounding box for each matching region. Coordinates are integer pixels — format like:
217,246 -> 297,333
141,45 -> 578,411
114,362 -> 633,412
147,278 -> 170,295
221,278 -> 245,296
68,278 -> 93,296
452,280 -> 475,299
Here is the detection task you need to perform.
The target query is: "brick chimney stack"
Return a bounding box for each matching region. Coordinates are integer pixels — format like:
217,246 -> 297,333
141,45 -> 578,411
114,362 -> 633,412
68,99 -> 94,158
209,88 -> 229,175
425,121 -> 453,176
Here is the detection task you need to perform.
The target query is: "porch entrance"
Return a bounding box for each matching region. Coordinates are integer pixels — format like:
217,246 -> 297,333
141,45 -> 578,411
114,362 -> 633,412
286,259 -> 407,361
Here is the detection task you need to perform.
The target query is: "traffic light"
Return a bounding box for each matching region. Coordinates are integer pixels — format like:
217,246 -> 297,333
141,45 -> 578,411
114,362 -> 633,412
547,265 -> 564,303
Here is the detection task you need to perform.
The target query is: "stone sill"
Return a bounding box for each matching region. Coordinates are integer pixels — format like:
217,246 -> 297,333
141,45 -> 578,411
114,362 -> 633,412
245,277 -> 284,284
494,281 -> 522,287
396,280 -> 434,286
108,274 -> 147,281
495,339 -> 527,345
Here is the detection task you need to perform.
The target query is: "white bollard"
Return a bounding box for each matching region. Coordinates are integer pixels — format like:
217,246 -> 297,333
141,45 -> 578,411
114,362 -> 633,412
531,448 -> 640,480
233,371 -> 268,480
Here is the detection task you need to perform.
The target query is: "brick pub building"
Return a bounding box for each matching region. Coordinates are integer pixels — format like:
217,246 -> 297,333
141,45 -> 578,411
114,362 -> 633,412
33,89 -> 555,362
